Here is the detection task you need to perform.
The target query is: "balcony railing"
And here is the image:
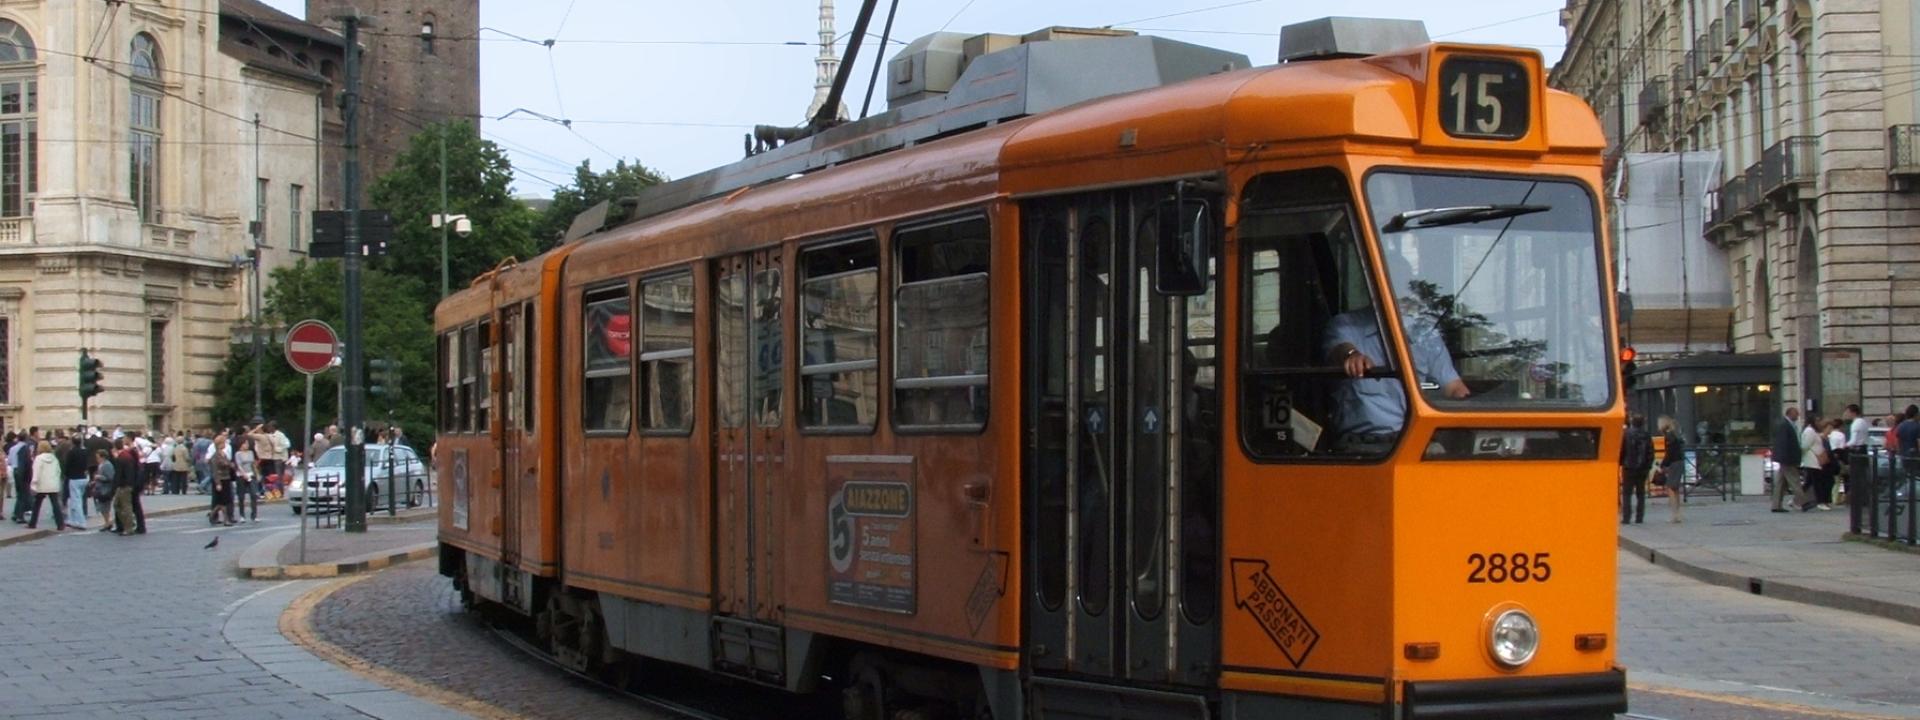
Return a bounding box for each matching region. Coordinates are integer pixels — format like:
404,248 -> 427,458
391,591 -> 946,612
1739,162 -> 1763,216
1741,0 -> 1760,27
1712,174 -> 1747,228
1889,125 -> 1920,177
1761,136 -> 1815,196
1709,21 -> 1726,58
1638,78 -> 1668,125
0,217 -> 32,245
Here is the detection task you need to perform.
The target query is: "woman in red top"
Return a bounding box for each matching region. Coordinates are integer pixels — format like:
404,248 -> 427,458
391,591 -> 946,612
1887,414 -> 1903,453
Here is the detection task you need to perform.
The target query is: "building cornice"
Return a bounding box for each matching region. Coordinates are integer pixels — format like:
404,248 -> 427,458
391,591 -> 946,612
0,244 -> 238,271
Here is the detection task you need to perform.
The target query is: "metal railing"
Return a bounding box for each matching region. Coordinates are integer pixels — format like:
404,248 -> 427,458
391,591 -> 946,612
1684,445 -> 1764,501
1761,136 -> 1815,194
1888,125 -> 1920,176
1712,174 -> 1747,228
1849,448 -> 1918,545
1638,77 -> 1668,126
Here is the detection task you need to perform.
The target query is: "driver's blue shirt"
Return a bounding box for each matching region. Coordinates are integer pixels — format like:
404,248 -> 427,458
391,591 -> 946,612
1322,308 -> 1461,436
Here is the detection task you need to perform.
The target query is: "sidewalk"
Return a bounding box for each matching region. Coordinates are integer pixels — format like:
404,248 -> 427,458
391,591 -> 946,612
1620,496 -> 1920,627
238,505 -> 437,579
0,492 -> 229,547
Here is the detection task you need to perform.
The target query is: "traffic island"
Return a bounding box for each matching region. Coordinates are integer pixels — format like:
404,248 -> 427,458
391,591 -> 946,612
238,521 -> 437,579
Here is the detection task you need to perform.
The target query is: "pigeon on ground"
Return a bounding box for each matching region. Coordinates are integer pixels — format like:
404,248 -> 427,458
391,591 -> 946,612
204,536 -> 219,550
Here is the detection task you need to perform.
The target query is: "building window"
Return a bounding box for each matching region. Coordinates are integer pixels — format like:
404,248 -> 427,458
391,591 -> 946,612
149,318 -> 167,404
420,18 -> 436,56
894,215 -> 991,430
289,184 -> 303,251
0,20 -> 36,219
799,238 -> 878,429
129,34 -> 161,224
639,272 -> 695,432
255,177 -> 268,244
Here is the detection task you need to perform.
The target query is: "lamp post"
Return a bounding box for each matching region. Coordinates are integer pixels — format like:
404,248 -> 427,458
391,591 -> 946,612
432,212 -> 471,297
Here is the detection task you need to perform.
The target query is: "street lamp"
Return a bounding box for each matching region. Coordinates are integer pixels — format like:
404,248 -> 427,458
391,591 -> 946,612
431,212 -> 470,299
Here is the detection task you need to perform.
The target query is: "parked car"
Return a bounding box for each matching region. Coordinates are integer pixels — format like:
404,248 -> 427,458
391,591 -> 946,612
288,443 -> 427,514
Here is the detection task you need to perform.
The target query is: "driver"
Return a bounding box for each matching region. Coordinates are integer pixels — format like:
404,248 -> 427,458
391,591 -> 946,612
1321,252 -> 1468,453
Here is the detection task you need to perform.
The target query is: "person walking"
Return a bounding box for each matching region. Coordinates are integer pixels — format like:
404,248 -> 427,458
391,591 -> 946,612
192,430 -> 213,494
1620,413 -> 1654,524
109,442 -> 137,535
1770,405 -> 1812,513
141,435 -> 164,495
233,438 -> 259,523
8,428 -> 34,523
1821,417 -> 1847,509
1656,416 -> 1686,523
1799,412 -> 1829,513
90,449 -> 116,531
24,441 -> 67,531
168,438 -> 191,499
60,433 -> 91,529
114,439 -> 146,534
209,442 -> 236,526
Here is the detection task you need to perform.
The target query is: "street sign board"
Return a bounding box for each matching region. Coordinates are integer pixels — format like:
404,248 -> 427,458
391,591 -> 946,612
284,320 -> 339,375
309,209 -> 393,258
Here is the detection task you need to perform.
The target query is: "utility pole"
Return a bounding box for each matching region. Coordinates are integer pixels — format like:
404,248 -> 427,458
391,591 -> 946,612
338,14 -> 368,533
252,113 -> 265,423
439,133 -> 449,299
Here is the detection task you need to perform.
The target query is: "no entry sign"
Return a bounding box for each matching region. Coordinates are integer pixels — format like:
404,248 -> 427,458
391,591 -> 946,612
284,320 -> 339,375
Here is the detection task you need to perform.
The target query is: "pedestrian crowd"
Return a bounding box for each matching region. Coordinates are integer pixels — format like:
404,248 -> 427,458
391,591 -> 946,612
6,421 -> 307,534
1620,402 -> 1920,524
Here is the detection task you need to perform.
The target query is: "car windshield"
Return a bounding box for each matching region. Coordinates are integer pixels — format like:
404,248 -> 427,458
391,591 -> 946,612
1363,171 -> 1611,410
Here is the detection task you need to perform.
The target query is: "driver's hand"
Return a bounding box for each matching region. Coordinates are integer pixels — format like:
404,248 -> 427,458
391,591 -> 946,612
1343,350 -> 1373,378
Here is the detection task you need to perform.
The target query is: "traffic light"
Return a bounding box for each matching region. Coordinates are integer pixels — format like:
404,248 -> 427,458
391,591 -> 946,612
367,358 -> 397,398
78,350 -> 105,400
1620,346 -> 1638,389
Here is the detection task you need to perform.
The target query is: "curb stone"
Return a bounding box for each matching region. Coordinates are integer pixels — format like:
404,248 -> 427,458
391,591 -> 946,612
1617,534 -> 1920,628
242,541 -> 437,579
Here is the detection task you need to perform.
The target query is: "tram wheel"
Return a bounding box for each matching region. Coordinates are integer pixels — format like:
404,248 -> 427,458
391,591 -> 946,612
841,652 -> 890,720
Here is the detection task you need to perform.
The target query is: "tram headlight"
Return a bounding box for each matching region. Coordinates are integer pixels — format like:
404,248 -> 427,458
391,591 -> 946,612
1488,609 -> 1539,668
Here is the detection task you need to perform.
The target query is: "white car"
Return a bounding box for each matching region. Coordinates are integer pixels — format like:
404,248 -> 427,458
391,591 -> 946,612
288,444 -> 427,514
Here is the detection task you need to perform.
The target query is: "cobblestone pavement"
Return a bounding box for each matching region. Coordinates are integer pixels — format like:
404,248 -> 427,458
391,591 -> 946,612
1621,549 -> 1920,719
0,514 -> 372,719
310,562 -> 658,719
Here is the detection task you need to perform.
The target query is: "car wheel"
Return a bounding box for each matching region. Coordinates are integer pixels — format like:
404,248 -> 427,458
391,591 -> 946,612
369,482 -> 381,510
292,505 -> 303,515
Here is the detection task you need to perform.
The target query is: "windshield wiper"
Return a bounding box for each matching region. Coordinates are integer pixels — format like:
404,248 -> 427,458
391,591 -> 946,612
1381,204 -> 1550,233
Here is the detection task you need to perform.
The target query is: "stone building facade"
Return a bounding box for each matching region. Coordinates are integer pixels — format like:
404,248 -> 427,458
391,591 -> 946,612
1554,0 -> 1920,419
306,0 -> 479,185
0,0 -> 474,433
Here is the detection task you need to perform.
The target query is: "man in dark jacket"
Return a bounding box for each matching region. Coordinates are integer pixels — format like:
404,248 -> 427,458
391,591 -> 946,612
1620,414 -> 1655,524
1771,405 -> 1811,512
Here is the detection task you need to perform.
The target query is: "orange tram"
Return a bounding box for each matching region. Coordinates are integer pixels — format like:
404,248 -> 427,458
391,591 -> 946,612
434,18 -> 1629,719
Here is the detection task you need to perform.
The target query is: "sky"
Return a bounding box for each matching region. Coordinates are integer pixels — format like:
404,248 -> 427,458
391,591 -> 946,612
258,0 -> 1571,195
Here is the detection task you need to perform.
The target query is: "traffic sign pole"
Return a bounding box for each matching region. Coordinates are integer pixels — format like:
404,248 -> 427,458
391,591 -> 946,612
283,319 -> 338,560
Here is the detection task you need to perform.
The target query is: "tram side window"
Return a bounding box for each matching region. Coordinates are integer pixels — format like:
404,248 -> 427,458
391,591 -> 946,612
460,324 -> 479,433
894,216 -> 990,430
800,238 -> 879,430
1239,169 -> 1396,461
437,332 -> 454,432
477,319 -> 493,430
582,284 -> 633,434
521,306 -> 535,433
639,272 -> 695,433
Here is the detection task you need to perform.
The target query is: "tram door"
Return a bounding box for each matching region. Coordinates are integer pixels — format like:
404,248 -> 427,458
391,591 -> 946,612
714,251 -> 786,621
1023,186 -> 1221,688
499,305 -> 523,573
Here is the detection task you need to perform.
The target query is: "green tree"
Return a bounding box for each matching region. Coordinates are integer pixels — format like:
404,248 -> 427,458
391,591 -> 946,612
208,260 -> 436,445
368,120 -> 538,307
534,159 -> 666,249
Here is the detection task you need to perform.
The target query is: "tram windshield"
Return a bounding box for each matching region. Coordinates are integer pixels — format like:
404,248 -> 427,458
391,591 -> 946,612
1363,171 -> 1611,411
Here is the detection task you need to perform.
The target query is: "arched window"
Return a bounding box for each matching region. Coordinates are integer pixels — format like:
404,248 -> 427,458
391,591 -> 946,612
420,15 -> 436,56
0,19 -> 36,218
129,33 -> 161,223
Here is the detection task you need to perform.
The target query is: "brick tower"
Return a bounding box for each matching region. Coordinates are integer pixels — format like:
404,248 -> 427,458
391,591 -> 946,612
306,0 -> 480,185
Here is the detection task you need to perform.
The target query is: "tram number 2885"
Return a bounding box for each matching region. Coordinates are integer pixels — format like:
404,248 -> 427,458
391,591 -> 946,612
1466,552 -> 1552,583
